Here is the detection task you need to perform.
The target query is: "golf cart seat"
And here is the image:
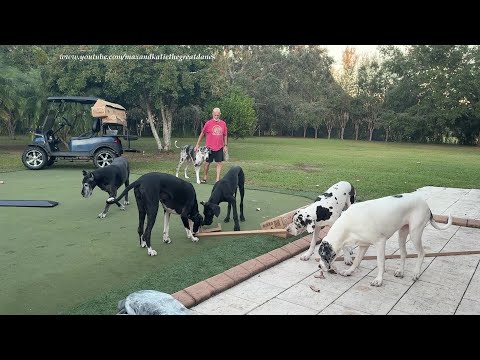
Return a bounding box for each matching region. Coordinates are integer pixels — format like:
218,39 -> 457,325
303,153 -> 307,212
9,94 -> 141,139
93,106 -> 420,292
72,118 -> 102,139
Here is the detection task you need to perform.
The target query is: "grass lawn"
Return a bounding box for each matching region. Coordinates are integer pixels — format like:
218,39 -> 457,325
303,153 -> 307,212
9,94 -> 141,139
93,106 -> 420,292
1,135 -> 479,314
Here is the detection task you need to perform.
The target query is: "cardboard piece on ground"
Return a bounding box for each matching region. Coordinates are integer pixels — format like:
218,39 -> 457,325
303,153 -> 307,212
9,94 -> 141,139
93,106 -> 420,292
199,223 -> 222,233
259,204 -> 309,238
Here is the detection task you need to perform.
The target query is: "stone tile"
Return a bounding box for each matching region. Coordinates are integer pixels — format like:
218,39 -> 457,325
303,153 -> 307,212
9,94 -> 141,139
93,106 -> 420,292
223,277 -> 285,304
191,292 -> 258,315
272,256 -> 319,277
276,283 -> 339,311
463,271 -> 480,301
447,200 -> 480,220
430,254 -> 480,269
387,309 -> 412,315
443,227 -> 480,253
406,279 -> 466,306
455,298 -> 480,315
333,277 -> 410,314
253,265 -> 311,289
393,293 -> 456,315
247,298 -> 318,315
420,259 -> 476,288
318,303 -> 370,315
299,266 -> 372,295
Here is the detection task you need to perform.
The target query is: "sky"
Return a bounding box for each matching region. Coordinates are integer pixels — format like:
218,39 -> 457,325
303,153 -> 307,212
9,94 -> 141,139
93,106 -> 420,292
321,45 -> 380,66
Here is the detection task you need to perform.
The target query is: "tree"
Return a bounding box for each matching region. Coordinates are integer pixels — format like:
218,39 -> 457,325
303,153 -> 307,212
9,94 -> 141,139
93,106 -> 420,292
207,88 -> 256,139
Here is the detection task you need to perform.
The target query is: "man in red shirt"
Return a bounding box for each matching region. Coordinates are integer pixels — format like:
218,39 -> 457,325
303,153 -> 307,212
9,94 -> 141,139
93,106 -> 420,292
194,107 -> 228,183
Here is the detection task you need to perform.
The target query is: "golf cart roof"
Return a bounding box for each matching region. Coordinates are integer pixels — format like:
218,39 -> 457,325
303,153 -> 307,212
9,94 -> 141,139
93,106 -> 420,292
47,96 -> 100,104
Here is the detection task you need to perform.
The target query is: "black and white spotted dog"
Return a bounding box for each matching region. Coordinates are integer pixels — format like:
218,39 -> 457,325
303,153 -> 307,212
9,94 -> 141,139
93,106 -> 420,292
285,181 -> 356,263
175,140 -> 210,184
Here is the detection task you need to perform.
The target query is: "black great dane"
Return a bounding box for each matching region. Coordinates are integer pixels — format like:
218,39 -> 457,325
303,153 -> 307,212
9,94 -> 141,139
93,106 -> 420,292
106,172 -> 203,256
81,156 -> 130,218
201,165 -> 245,231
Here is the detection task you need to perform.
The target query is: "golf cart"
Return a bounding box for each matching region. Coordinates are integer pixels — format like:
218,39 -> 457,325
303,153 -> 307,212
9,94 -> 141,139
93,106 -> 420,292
21,96 -> 137,170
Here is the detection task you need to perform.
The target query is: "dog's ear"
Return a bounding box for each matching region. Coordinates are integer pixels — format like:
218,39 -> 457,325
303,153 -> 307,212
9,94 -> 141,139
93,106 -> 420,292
212,204 -> 221,217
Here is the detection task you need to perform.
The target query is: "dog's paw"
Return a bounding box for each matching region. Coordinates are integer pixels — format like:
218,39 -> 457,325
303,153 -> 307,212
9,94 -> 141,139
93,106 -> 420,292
234,225 -> 240,231
119,205 -> 126,211
185,175 -> 189,179
240,216 -> 245,222
223,217 -> 230,223
338,269 -> 352,277
394,269 -> 404,278
148,248 -> 158,256
98,212 -> 106,218
191,236 -> 199,242
140,240 -> 147,248
163,237 -> 172,244
343,257 -> 353,266
370,278 -> 383,287
300,253 -> 312,261
123,200 -> 129,206
412,273 -> 420,281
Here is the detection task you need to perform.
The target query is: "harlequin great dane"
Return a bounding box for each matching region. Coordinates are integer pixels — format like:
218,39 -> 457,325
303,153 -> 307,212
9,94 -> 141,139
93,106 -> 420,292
81,156 -> 130,218
175,140 -> 210,184
286,181 -> 356,263
318,192 -> 453,286
107,172 -> 203,256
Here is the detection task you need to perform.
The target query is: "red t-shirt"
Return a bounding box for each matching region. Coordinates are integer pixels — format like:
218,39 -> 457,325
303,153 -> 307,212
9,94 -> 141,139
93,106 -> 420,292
202,119 -> 227,151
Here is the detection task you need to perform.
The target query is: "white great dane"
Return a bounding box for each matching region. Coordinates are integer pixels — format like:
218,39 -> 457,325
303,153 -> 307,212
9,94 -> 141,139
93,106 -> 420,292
318,192 -> 453,286
285,181 -> 356,263
175,141 -> 210,184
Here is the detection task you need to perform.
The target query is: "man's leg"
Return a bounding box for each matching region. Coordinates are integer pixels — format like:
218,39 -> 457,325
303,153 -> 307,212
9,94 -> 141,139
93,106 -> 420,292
216,162 -> 222,182
203,162 -> 210,181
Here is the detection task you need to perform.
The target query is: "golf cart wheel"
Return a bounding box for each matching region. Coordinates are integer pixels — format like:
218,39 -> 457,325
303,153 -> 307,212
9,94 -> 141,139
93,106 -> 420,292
93,149 -> 116,168
21,147 -> 48,170
46,156 -> 56,166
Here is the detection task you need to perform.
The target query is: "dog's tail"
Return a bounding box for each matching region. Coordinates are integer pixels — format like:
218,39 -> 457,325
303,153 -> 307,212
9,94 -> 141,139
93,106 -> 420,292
106,179 -> 142,205
174,140 -> 181,149
429,212 -> 453,230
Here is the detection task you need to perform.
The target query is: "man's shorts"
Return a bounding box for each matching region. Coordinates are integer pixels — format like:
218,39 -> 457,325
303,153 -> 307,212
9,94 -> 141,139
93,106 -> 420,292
207,148 -> 224,163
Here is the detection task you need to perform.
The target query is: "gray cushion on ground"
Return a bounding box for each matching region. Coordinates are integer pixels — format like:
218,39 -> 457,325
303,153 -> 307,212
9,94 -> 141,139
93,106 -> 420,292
117,290 -> 192,315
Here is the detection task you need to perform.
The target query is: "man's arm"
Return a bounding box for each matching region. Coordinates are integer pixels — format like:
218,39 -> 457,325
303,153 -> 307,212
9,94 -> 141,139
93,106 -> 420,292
194,131 -> 205,151
223,133 -> 228,152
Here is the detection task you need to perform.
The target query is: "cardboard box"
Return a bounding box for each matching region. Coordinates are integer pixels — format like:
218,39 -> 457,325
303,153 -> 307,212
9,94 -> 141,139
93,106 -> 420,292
91,99 -> 127,126
259,205 -> 309,238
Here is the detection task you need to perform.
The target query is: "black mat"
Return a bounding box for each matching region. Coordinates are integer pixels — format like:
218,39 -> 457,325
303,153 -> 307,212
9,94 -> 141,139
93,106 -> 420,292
0,200 -> 59,207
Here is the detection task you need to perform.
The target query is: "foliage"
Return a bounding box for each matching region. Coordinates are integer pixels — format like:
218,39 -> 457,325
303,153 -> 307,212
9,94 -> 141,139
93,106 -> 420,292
206,87 -> 256,139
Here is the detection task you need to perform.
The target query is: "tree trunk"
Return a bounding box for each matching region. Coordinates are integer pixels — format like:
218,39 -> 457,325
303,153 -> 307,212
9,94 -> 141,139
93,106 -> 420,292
145,101 -> 163,151
314,127 -> 318,139
385,128 -> 389,142
477,130 -> 480,146
355,124 -> 359,140
369,127 -> 374,141
340,127 -> 345,140
303,126 -> 307,138
161,106 -> 173,151
327,128 -> 332,139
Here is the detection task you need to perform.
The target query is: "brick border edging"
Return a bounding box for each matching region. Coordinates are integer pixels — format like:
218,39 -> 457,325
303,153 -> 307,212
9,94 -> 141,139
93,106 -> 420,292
173,214 -> 480,309
172,226 -> 330,308
432,214 -> 480,228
